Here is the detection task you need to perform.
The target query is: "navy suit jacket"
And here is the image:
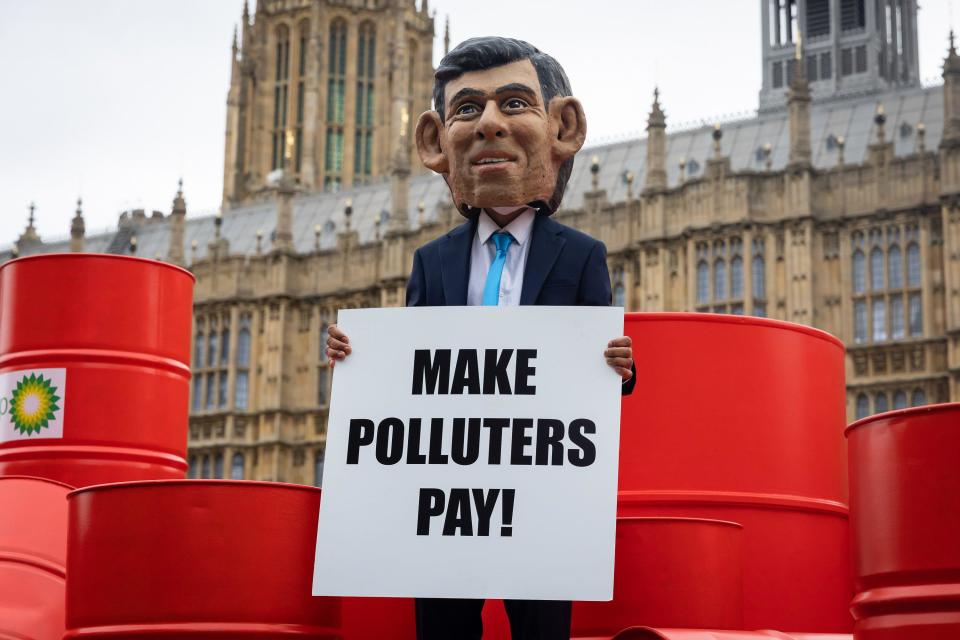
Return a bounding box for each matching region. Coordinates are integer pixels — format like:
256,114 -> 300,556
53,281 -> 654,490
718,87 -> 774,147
405,213 -> 636,396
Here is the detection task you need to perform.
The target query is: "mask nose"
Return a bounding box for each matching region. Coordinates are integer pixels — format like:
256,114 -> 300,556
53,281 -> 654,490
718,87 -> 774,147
476,100 -> 507,140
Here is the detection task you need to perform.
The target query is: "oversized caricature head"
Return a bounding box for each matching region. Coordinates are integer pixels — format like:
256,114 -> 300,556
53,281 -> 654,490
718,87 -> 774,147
415,37 -> 587,216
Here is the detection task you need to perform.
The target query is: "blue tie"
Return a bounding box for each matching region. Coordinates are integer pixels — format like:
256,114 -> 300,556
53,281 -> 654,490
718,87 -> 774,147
482,232 -> 514,306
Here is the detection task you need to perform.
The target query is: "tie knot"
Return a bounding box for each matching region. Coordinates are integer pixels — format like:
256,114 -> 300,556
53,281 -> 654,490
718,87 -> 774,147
491,231 -> 514,253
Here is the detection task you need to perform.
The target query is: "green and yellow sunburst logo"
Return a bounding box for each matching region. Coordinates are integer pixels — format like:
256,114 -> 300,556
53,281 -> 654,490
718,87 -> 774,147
9,373 -> 61,436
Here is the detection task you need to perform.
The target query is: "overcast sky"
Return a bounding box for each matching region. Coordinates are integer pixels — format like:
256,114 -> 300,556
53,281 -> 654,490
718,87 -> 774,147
0,0 -> 953,249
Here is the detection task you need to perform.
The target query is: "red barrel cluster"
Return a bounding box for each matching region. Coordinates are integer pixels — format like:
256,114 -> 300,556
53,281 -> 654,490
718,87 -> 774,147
0,256 -> 956,640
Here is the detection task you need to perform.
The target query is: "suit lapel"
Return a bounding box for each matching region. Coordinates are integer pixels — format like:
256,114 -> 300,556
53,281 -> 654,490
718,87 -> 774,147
439,217 -> 476,305
520,215 -> 566,305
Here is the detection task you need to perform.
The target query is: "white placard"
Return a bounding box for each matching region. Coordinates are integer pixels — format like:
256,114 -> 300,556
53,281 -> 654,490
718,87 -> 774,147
0,368 -> 67,442
313,306 -> 623,601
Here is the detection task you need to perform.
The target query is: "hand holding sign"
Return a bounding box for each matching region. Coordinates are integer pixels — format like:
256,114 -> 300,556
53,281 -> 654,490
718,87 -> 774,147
313,306 -> 623,601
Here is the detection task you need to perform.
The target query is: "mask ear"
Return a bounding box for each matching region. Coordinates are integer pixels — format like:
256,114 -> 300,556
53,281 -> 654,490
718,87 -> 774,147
415,111 -> 449,173
548,96 -> 587,162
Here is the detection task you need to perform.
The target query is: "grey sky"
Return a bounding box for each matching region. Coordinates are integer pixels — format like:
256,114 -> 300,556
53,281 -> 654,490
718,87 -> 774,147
0,1 -> 953,250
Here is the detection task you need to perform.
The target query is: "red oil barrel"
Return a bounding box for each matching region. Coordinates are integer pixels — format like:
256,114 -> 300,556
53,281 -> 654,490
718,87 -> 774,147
621,313 -> 851,632
846,403 -> 960,640
64,480 -> 340,638
572,518 -> 743,636
0,254 -> 193,486
340,597 -> 415,639
609,630 -> 852,639
0,475 -> 72,640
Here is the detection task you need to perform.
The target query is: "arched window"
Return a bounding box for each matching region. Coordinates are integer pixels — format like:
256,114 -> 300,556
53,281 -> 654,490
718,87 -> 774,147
272,25 -> 291,170
731,256 -> 744,299
194,333 -> 205,368
887,245 -> 903,289
908,292 -> 922,336
855,393 -> 870,420
893,390 -> 907,410
214,453 -> 224,479
314,449 -> 325,487
201,455 -> 211,479
696,261 -> 709,303
237,328 -> 251,367
852,250 -> 866,294
714,259 -> 727,301
325,19 -> 348,190
220,327 -> 230,366
231,452 -> 244,480
407,38 -> 418,144
890,294 -> 904,339
218,374 -> 228,408
612,284 -> 625,308
911,388 -> 926,406
906,243 -> 921,286
235,372 -> 249,410
207,332 -> 218,370
853,299 -> 867,343
874,392 -> 888,414
872,298 -> 887,342
205,374 -> 216,410
752,255 -> 765,299
295,21 -> 309,172
354,22 -> 376,179
870,247 -> 884,291
192,376 -> 203,412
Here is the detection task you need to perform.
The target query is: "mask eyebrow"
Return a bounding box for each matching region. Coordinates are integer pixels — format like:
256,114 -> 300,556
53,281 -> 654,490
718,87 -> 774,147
494,83 -> 538,101
447,87 -> 485,109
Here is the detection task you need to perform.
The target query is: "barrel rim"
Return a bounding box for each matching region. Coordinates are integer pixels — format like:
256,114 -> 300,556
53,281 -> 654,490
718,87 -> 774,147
616,516 -> 743,529
0,252 -> 196,283
845,401 -> 960,436
624,311 -> 845,350
68,478 -> 321,499
0,474 -> 76,490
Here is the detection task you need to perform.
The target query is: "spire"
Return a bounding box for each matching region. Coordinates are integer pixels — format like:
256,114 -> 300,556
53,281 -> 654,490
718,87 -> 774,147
943,30 -> 960,145
18,202 -> 41,247
273,162 -> 297,252
389,0 -> 411,233
167,178 -> 187,265
643,87 -> 667,192
232,24 -> 238,55
70,197 -> 85,253
444,16 -> 451,56
242,0 -> 249,22
787,28 -> 812,166
421,0 -> 429,14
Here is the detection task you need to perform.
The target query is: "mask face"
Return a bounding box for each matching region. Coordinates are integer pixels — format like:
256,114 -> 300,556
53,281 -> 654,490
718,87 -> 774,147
416,59 -> 586,213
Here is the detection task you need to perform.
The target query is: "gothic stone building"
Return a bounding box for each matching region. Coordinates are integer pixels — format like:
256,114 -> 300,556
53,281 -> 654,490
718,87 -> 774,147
6,0 -> 960,486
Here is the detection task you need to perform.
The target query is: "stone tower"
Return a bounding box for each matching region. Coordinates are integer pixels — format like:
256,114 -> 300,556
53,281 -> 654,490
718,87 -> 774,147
222,0 -> 435,209
759,0 -> 920,112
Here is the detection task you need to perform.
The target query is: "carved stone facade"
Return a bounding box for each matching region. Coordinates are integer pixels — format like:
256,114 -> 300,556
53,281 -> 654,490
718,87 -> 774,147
222,0 -> 435,207
8,6 -> 960,487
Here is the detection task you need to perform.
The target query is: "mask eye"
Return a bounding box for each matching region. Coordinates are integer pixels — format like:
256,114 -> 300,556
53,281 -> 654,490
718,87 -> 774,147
455,103 -> 480,116
504,97 -> 529,110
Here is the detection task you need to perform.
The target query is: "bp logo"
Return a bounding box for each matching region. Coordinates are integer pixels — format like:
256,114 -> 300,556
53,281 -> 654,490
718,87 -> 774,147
9,373 -> 61,435
0,368 -> 67,442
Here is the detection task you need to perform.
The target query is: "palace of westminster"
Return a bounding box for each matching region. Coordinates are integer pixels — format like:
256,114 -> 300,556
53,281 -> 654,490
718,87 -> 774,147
5,0 -> 960,485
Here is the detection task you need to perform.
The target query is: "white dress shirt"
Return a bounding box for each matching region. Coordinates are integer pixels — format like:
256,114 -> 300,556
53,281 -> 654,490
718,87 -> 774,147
466,207 -> 536,307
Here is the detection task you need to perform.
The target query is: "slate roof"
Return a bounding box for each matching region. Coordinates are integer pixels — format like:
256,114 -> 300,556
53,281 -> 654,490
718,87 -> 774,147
3,82 -> 943,263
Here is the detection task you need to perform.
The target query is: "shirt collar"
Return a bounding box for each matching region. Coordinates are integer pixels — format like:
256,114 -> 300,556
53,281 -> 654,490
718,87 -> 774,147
477,207 -> 536,247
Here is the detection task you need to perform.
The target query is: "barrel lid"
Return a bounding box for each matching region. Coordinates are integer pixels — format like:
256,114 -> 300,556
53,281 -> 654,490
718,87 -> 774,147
625,312 -> 845,351
616,516 -> 743,529
68,478 -> 321,498
0,252 -> 195,283
845,401 -> 960,437
0,475 -> 75,490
